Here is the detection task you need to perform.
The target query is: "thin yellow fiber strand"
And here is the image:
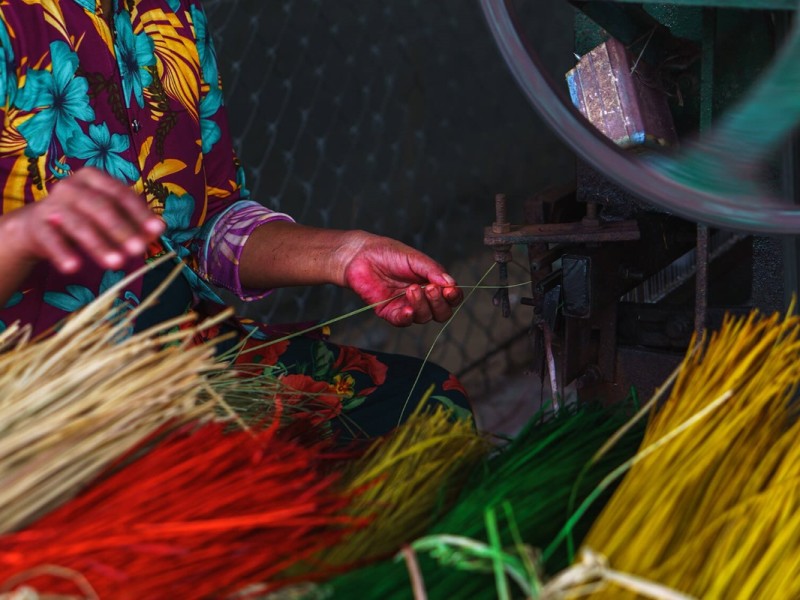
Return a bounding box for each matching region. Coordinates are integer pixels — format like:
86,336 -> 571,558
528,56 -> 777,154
316,388 -> 489,567
0,258 -> 225,532
396,262 -> 497,425
579,308 -> 800,599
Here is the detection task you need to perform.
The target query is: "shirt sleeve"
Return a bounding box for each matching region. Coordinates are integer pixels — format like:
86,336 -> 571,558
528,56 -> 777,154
196,201 -> 294,301
187,0 -> 293,301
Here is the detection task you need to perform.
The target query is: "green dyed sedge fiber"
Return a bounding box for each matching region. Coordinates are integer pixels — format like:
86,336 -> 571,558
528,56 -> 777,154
320,402 -> 645,599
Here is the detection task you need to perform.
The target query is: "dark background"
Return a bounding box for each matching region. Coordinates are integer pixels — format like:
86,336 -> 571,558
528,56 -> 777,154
203,0 -> 576,402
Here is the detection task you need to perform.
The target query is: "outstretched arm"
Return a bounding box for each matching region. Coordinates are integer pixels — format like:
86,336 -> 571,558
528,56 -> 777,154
190,0 -> 460,325
238,220 -> 463,327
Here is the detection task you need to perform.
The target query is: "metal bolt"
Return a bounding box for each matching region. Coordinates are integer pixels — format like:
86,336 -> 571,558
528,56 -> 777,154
582,201 -> 600,228
492,193 -> 511,233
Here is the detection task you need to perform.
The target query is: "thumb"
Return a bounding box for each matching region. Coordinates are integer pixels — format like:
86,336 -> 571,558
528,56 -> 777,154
404,252 -> 456,287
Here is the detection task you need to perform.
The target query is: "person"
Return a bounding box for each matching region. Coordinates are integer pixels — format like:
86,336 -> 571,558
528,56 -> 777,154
0,0 -> 471,437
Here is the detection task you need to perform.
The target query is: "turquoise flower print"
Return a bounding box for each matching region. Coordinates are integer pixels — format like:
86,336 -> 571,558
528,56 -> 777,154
45,271 -> 139,340
160,193 -> 224,304
199,87 -> 222,153
43,271 -> 130,313
190,5 -> 218,87
70,123 -> 140,183
166,0 -> 181,11
162,192 -> 197,243
49,157 -> 72,179
15,41 -> 94,158
113,12 -> 156,108
236,164 -> 251,200
158,235 -> 224,304
3,292 -> 22,309
43,283 -> 96,313
0,18 -> 17,107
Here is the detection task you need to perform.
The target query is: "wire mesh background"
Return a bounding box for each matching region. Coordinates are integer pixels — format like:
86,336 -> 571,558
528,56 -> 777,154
204,0 -> 575,401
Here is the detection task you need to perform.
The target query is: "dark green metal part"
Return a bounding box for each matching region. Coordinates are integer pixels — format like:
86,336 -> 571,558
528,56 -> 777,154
480,0 -> 800,232
572,1 -> 703,54
572,3 -> 696,56
700,8 -> 715,130
661,19 -> 800,197
583,0 -> 796,9
573,2 -> 776,134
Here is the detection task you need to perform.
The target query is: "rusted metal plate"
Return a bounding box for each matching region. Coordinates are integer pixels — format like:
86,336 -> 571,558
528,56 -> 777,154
484,218 -> 640,245
566,38 -> 678,149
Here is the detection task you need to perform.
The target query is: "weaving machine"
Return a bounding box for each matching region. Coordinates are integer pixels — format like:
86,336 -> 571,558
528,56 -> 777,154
482,0 -> 800,403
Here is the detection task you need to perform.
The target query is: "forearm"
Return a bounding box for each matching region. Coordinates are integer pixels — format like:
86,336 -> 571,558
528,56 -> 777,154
236,219 -> 463,327
237,220 -> 366,290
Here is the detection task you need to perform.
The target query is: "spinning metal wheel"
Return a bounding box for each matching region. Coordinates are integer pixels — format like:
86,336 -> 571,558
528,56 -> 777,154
480,1 -> 800,402
480,0 -> 800,233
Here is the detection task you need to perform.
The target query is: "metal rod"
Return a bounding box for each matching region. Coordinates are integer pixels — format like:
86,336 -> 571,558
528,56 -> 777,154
695,8 -> 715,337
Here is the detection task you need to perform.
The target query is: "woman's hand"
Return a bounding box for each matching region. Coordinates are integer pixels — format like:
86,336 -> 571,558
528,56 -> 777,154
340,232 -> 463,327
0,167 -> 163,274
239,222 -> 463,327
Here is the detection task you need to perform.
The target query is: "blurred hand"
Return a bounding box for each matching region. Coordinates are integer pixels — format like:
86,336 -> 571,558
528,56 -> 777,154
0,167 -> 164,273
341,233 -> 463,327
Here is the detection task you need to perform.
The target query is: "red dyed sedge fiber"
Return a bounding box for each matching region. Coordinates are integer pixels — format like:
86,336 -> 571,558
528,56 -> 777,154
0,420 -> 369,599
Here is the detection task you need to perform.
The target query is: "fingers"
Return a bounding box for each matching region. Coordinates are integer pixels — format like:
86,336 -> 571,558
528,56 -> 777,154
35,169 -> 164,271
72,167 -> 164,238
400,281 -> 463,325
407,284 -> 434,324
43,200 -> 136,270
69,186 -> 145,257
428,283 -> 463,317
441,281 -> 464,306
381,304 -> 415,328
48,205 -> 123,269
30,221 -> 84,274
340,233 -> 464,327
401,251 -> 464,317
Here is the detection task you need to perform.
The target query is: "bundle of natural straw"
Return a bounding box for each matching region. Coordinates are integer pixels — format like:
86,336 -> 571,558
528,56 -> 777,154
308,390 -> 489,571
579,308 -> 800,598
0,257 -> 224,532
316,401 -> 645,599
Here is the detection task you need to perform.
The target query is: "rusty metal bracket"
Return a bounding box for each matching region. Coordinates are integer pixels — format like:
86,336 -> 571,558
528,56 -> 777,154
484,218 -> 640,246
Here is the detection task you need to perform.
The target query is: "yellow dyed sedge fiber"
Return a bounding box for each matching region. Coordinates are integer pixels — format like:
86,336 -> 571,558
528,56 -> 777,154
0,258 -> 225,533
580,308 -> 800,599
318,389 -> 490,568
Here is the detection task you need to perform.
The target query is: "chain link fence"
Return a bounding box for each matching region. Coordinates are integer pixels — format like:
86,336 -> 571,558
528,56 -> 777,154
204,0 -> 574,402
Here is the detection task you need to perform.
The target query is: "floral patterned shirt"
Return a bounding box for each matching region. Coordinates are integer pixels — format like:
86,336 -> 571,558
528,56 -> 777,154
0,0 -> 292,334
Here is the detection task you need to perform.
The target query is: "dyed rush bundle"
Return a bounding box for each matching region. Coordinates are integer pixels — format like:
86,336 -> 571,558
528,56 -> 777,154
316,401 -> 645,599
20,255 -> 789,598
578,309 -> 800,598
0,259 -> 223,533
0,419 -> 365,599
0,259 -> 496,599
0,258 -> 370,598
313,395 -> 490,570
